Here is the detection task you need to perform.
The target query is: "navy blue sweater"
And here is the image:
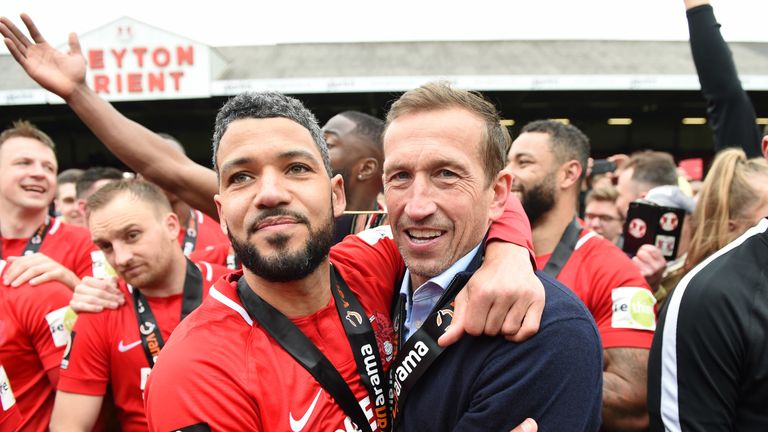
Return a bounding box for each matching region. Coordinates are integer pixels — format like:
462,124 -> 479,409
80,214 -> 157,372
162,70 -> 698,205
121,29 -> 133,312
397,271 -> 603,431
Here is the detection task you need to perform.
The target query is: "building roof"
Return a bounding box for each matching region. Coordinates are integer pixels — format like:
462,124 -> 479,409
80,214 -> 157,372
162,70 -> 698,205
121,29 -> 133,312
3,39 -> 768,100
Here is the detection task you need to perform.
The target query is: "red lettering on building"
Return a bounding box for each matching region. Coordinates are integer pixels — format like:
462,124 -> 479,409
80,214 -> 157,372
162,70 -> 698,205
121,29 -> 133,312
147,72 -> 165,92
88,49 -> 104,70
153,47 -> 170,67
177,46 -> 194,66
169,71 -> 184,91
127,73 -> 143,93
111,48 -> 127,68
132,47 -> 148,67
93,75 -> 109,93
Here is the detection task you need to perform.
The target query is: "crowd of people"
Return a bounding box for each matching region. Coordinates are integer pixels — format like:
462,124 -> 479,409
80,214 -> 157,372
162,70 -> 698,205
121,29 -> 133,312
0,0 -> 766,431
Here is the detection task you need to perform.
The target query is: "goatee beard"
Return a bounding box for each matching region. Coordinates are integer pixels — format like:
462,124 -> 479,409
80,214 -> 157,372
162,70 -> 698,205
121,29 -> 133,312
229,209 -> 335,282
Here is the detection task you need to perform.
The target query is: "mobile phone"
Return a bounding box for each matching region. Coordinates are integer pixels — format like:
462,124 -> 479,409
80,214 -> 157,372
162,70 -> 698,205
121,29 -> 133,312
622,201 -> 685,261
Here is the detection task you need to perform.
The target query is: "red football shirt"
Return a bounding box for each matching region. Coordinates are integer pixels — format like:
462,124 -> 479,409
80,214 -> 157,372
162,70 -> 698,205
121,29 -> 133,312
176,210 -> 229,259
0,360 -> 22,432
535,229 -> 655,349
0,217 -> 98,281
57,260 -> 229,432
145,235 -> 404,431
0,262 -> 72,432
189,242 -> 236,270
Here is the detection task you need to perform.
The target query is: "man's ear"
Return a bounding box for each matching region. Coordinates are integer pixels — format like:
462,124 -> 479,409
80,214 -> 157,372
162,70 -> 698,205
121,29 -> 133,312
761,135 -> 768,160
331,174 -> 347,218
488,169 -> 513,220
77,198 -> 87,220
355,158 -> 379,182
164,210 -> 181,239
560,160 -> 583,189
214,194 -> 228,236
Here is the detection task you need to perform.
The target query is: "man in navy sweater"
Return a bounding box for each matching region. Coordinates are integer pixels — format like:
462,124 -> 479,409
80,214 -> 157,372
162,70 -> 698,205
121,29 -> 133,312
383,82 -> 603,431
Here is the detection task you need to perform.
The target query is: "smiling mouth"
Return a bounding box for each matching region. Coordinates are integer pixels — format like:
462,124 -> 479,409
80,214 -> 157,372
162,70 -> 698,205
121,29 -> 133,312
406,228 -> 443,243
21,185 -> 46,193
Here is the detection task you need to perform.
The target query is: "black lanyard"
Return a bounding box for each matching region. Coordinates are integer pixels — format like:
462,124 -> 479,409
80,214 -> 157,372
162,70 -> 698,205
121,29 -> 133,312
542,217 -> 583,278
182,210 -> 199,256
236,266 -> 389,432
389,248 -> 484,426
0,218 -> 51,259
131,259 -> 203,368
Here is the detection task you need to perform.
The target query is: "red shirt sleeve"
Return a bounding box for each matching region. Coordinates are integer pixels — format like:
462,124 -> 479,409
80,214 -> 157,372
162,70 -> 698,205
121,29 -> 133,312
585,247 -> 655,349
487,194 -> 535,268
57,310 -> 111,396
14,282 -> 72,373
330,226 -> 405,307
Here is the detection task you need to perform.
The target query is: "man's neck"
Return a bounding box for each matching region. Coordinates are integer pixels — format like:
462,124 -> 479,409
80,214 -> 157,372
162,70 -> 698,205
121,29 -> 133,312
241,261 -> 332,318
345,184 -> 381,212
173,201 -> 192,227
532,196 -> 579,256
137,251 -> 189,298
0,202 -> 48,239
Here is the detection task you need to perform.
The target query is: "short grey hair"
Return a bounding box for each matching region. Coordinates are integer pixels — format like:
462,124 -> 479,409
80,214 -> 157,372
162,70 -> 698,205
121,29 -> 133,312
211,92 -> 331,176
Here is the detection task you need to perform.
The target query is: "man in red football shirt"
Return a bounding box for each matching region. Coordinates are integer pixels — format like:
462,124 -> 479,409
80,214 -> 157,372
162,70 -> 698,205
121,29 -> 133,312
507,120 -> 656,431
0,121 -> 97,290
50,180 -> 229,431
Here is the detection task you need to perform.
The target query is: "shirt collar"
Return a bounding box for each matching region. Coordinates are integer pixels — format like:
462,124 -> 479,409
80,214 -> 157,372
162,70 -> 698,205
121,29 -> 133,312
398,242 -> 482,299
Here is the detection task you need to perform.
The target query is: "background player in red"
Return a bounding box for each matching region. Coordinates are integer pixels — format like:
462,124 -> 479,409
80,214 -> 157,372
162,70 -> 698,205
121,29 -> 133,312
507,120 -> 656,431
0,259 -> 72,431
0,120 -> 97,290
50,180 -> 229,431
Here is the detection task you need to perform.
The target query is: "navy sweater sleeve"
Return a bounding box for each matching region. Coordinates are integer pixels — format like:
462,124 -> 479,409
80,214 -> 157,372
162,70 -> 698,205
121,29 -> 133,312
687,4 -> 762,157
454,315 -> 603,431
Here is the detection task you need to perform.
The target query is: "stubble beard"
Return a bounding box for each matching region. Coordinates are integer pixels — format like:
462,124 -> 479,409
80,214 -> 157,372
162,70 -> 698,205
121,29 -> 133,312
519,177 -> 557,225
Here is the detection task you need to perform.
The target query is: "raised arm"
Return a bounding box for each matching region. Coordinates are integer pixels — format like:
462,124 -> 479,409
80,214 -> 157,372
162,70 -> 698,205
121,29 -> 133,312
0,14 -> 219,218
684,0 -> 762,157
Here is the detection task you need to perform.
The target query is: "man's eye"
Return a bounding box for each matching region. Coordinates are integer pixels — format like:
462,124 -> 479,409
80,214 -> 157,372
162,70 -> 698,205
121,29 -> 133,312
229,173 -> 251,184
288,164 -> 310,174
438,169 -> 457,178
389,172 -> 410,182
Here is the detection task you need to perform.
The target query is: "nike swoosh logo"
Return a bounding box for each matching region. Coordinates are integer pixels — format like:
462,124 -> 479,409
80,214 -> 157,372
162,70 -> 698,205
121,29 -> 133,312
289,389 -> 322,432
117,340 -> 142,352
